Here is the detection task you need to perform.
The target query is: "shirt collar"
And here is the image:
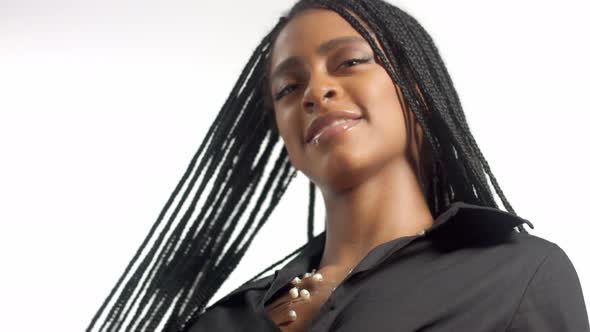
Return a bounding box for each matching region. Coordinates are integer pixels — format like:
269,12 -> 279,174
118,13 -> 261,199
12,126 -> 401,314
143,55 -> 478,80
296,200 -> 532,265
424,200 -> 534,235
259,200 -> 533,306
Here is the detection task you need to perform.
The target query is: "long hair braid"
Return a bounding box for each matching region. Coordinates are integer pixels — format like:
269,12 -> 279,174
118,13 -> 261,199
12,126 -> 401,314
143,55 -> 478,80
87,1 -> 531,331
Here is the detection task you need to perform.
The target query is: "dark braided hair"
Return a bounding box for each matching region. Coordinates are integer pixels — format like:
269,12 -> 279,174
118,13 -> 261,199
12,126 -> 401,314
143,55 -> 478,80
87,1 -> 532,331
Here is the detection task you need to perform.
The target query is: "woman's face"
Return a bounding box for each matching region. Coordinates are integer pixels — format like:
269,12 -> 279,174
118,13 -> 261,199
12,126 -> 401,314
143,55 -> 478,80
269,8 -> 423,192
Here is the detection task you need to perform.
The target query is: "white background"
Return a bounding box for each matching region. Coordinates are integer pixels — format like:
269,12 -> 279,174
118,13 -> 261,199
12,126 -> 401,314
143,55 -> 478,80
1,0 -> 589,331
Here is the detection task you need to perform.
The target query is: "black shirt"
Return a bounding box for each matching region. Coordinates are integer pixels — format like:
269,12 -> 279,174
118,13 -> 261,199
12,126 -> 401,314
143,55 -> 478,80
186,201 -> 590,331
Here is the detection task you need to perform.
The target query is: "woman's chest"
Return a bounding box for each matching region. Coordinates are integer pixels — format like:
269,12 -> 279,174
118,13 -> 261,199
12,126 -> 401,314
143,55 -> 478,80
263,269 -> 350,332
259,254 -> 530,332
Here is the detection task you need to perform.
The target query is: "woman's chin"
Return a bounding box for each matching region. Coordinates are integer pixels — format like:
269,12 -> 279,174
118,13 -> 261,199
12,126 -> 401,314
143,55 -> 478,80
312,157 -> 376,192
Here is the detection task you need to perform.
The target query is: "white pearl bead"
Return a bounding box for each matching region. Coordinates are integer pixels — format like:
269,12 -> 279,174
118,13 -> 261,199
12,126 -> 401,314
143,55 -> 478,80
303,272 -> 312,278
289,287 -> 299,299
300,289 -> 310,300
287,309 -> 297,321
312,273 -> 323,282
291,277 -> 302,286
417,229 -> 425,236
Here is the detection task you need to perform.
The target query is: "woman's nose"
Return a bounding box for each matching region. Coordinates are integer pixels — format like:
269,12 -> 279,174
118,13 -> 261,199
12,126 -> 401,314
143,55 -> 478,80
302,77 -> 339,113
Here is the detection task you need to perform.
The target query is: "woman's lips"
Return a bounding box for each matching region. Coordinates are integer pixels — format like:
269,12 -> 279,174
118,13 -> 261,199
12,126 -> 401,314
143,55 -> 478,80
305,110 -> 363,143
308,118 -> 362,145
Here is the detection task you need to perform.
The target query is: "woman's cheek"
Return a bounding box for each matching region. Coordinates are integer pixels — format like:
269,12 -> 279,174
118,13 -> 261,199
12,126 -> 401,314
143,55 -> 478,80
275,107 -> 306,165
372,71 -> 403,115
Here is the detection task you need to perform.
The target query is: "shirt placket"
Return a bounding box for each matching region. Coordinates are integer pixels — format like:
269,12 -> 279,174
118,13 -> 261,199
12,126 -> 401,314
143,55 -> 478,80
306,234 -> 425,332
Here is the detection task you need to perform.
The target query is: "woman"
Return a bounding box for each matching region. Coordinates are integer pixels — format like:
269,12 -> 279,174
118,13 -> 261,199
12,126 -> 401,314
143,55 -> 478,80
88,0 -> 589,331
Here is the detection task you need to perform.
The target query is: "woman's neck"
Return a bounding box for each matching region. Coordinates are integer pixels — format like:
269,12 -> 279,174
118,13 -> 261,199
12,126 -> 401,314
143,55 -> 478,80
317,158 -> 433,271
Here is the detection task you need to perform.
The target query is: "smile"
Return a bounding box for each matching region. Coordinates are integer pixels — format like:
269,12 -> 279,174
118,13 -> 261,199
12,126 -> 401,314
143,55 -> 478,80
308,118 -> 362,145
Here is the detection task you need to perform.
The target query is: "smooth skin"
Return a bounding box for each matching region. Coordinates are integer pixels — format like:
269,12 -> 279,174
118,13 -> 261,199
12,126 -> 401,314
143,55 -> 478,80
266,8 -> 434,331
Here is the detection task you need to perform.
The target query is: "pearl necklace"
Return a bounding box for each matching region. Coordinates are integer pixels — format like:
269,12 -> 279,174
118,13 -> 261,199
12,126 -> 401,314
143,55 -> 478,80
284,269 -> 336,322
284,228 -> 428,323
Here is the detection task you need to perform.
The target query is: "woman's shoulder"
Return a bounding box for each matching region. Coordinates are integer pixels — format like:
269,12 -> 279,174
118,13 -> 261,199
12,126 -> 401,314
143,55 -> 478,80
209,273 -> 275,309
468,230 -> 577,278
183,274 -> 276,331
506,231 -> 571,265
509,230 -> 560,251
501,232 -> 590,331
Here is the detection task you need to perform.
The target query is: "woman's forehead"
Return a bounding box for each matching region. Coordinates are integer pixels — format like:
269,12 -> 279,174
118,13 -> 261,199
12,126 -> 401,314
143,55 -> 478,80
270,8 -> 370,69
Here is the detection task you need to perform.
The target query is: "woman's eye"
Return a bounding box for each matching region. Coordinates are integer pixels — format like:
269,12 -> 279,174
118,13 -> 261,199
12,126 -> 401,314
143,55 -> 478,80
338,57 -> 371,69
273,58 -> 370,101
275,84 -> 298,101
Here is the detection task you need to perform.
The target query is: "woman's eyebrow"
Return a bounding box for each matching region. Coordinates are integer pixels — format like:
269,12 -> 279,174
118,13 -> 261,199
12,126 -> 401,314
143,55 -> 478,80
270,36 -> 368,84
317,36 -> 367,55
